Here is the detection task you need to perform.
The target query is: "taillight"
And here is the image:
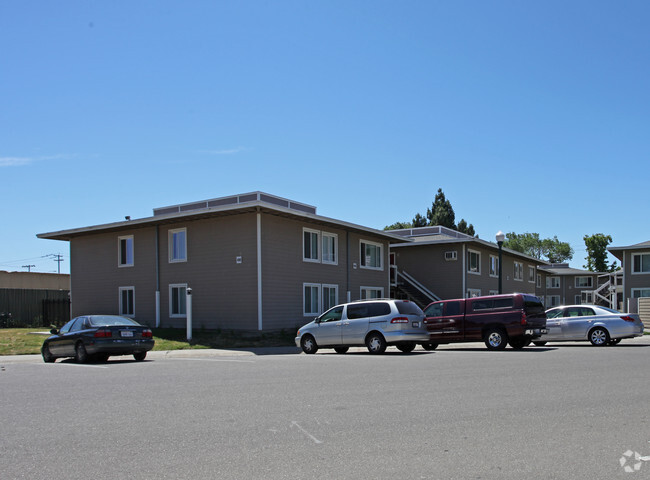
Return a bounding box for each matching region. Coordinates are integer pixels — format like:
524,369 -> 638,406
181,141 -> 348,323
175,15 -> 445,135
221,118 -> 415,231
621,316 -> 635,322
94,329 -> 112,338
391,317 -> 409,324
142,329 -> 153,338
521,312 -> 527,326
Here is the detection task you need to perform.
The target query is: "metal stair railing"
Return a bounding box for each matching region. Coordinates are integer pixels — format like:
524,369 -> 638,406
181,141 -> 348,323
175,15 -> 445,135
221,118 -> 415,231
397,270 -> 441,303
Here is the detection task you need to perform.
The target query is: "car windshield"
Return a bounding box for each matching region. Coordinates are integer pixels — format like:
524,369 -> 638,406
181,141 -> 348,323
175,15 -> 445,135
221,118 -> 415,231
89,316 -> 140,327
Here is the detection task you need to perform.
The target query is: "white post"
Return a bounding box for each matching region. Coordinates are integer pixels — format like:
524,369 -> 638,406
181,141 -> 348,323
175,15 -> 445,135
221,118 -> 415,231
186,287 -> 193,340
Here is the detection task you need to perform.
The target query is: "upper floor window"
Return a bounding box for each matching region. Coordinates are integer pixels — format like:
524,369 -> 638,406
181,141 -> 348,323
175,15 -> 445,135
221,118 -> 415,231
537,274 -> 542,288
575,276 -> 593,288
528,266 -> 535,283
169,228 -> 187,263
360,240 -> 383,270
303,228 -> 320,262
547,276 -> 561,288
118,236 -> 134,267
489,255 -> 499,277
633,253 -> 650,274
514,262 -> 523,281
467,250 -> 480,275
303,228 -> 338,265
322,233 -> 338,265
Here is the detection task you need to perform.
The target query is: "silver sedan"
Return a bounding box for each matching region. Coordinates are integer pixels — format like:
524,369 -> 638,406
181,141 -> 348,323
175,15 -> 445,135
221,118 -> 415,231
534,305 -> 644,346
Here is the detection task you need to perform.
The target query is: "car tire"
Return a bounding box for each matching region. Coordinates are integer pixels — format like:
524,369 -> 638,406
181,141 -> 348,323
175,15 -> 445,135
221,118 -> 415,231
396,342 -> 416,353
533,341 -> 547,347
365,332 -> 387,354
133,352 -> 147,361
75,342 -> 88,363
42,344 -> 55,363
509,337 -> 530,350
333,346 -> 349,354
300,335 -> 318,354
421,342 -> 438,351
589,327 -> 610,346
484,328 -> 508,350
608,338 -> 622,346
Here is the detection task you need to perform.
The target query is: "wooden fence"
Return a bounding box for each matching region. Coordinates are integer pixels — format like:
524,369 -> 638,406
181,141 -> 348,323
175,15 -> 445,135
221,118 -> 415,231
0,289 -> 70,328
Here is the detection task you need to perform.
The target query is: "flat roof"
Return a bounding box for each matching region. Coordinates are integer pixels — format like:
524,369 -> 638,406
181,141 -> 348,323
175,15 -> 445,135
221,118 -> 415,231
37,191 -> 409,243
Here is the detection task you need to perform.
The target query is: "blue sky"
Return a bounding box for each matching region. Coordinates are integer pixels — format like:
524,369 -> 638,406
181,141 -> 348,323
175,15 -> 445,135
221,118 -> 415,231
2,0 -> 648,274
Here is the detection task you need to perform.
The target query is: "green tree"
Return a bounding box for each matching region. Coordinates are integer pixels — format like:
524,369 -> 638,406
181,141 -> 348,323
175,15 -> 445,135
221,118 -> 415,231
457,219 -> 475,236
384,221 -> 412,230
426,188 -> 455,228
504,232 -> 573,263
583,233 -> 618,272
412,213 -> 428,227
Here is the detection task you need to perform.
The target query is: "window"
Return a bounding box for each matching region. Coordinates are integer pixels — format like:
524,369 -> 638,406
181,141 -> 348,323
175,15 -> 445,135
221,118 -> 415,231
514,262 -> 523,281
633,253 -> 650,274
632,288 -> 650,298
322,284 -> 338,311
118,236 -> 134,267
170,284 -> 187,317
169,228 -> 187,262
119,287 -> 135,316
575,295 -> 582,304
304,283 -> 320,315
322,233 -> 338,265
489,290 -> 499,296
467,250 -> 481,275
360,240 -> 383,270
445,251 -> 458,261
575,276 -> 593,288
361,287 -> 383,299
489,255 -> 499,277
528,266 -> 535,283
547,295 -> 561,308
547,276 -> 561,288
303,229 -> 319,262
466,288 -> 481,298
537,274 -> 542,288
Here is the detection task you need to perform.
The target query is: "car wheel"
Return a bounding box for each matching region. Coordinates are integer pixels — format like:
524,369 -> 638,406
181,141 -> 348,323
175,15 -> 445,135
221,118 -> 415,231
533,341 -> 547,347
133,352 -> 147,361
396,342 -> 416,353
42,344 -> 55,363
608,338 -> 621,346
300,335 -> 318,354
333,346 -> 349,354
421,342 -> 438,351
484,328 -> 508,350
589,327 -> 610,346
366,332 -> 387,354
74,342 -> 88,363
509,337 -> 530,350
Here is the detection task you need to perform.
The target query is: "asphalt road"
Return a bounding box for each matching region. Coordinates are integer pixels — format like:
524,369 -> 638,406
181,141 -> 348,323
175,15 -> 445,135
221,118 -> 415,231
2,339 -> 650,480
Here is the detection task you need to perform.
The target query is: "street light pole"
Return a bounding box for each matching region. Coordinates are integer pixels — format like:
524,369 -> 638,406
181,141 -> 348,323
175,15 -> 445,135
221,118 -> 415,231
496,231 -> 505,294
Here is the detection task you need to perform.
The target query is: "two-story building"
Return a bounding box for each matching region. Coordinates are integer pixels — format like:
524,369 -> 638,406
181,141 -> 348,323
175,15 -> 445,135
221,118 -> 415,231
537,264 -> 603,308
609,240 -> 650,310
37,192 -> 406,332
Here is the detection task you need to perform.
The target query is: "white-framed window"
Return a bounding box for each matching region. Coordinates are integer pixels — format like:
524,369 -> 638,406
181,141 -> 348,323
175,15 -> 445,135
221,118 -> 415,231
303,283 -> 320,316
547,295 -> 561,308
575,295 -> 582,304
514,262 -> 523,281
467,250 -> 481,275
169,284 -> 187,317
489,290 -> 499,296
169,228 -> 187,263
445,251 -> 458,261
547,276 -> 561,288
303,228 -> 320,262
360,240 -> 383,270
360,286 -> 384,299
119,286 -> 135,317
322,233 -> 338,265
322,284 -> 338,311
632,253 -> 650,274
632,288 -> 650,298
467,288 -> 481,298
489,255 -> 499,277
118,235 -> 134,267
528,266 -> 535,283
575,276 -> 593,288
537,274 -> 542,288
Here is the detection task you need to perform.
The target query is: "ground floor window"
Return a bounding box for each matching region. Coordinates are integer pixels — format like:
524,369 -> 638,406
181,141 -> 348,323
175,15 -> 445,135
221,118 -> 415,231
575,295 -> 582,305
467,288 -> 481,298
547,295 -> 561,308
170,284 -> 187,317
632,288 -> 650,298
322,284 -> 338,311
360,286 -> 383,299
119,287 -> 134,316
304,283 -> 339,316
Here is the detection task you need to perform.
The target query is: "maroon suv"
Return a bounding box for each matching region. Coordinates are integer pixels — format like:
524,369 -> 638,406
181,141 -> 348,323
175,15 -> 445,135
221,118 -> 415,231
422,293 -> 547,350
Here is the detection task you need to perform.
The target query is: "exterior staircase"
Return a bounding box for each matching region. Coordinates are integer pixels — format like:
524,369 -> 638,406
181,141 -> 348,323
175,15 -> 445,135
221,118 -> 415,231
390,269 -> 440,309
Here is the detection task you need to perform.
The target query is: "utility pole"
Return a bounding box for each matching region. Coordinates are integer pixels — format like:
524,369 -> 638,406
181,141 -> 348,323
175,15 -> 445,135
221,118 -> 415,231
22,265 -> 36,272
47,254 -> 64,274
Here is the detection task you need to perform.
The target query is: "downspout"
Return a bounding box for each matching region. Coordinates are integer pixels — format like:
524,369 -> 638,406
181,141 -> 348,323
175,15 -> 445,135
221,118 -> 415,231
462,243 -> 466,297
346,231 -> 351,302
155,225 -> 160,328
257,211 -> 263,331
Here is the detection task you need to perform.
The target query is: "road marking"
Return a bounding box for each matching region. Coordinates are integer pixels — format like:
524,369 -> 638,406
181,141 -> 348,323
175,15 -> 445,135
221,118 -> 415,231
291,421 -> 323,444
167,358 -> 255,363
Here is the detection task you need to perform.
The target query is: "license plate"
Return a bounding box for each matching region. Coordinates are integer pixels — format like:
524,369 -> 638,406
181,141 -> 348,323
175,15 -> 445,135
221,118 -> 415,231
412,321 -> 420,328
120,330 -> 134,337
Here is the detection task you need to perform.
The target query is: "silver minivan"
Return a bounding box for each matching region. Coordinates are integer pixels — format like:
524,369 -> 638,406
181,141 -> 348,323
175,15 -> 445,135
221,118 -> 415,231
295,299 -> 429,354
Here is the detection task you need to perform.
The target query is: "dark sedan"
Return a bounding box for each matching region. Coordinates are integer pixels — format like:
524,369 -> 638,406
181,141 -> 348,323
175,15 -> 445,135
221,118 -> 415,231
42,315 -> 154,363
